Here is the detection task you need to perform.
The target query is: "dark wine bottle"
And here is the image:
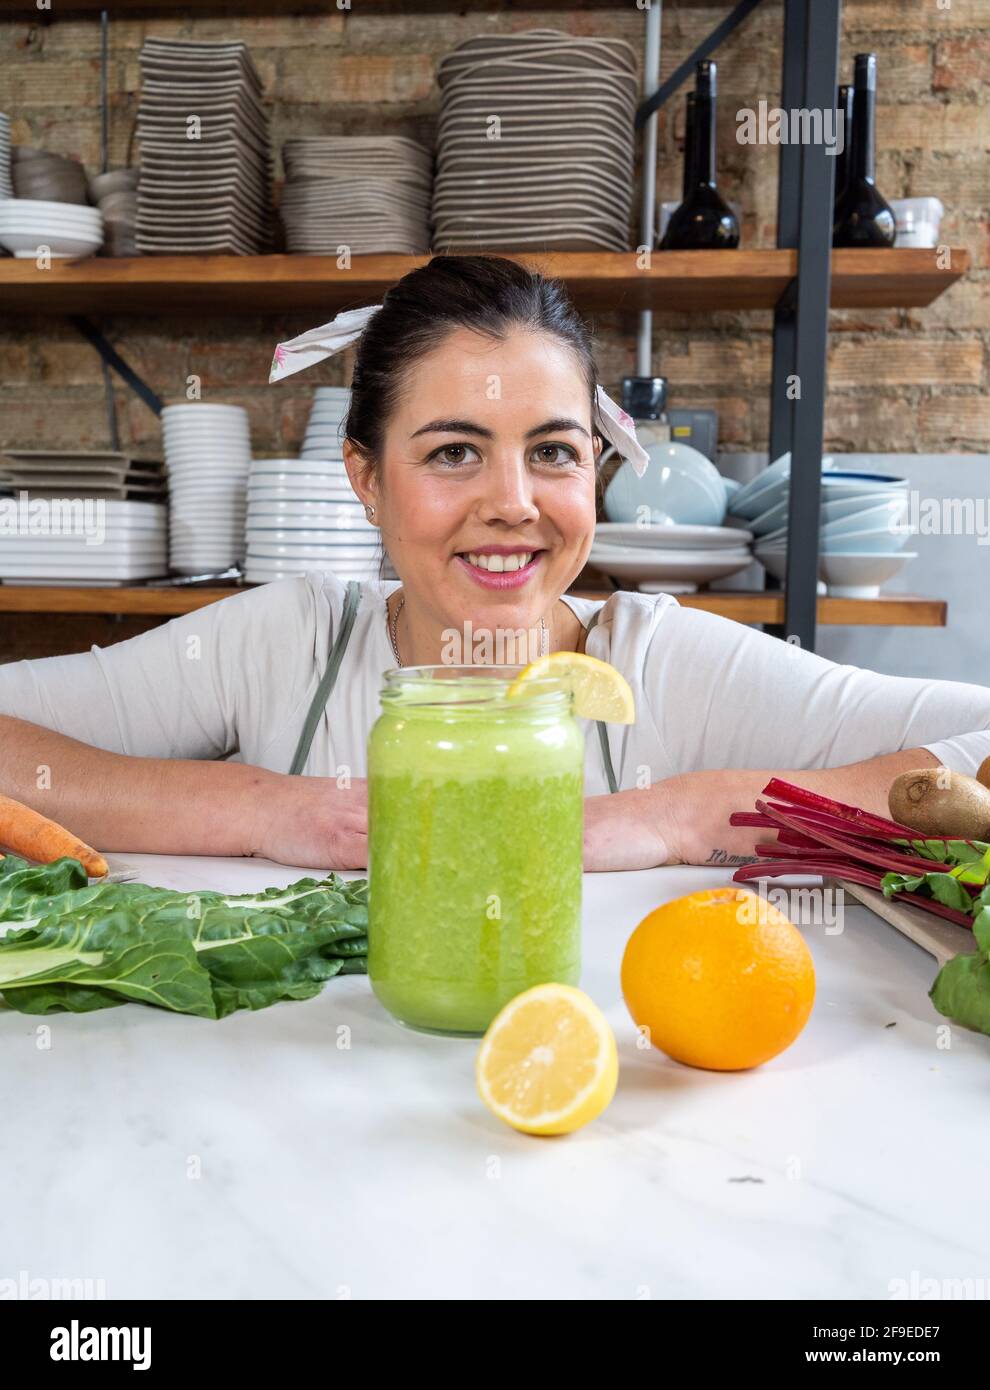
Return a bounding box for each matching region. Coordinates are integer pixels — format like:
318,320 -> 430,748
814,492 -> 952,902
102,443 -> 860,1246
833,53 -> 896,248
660,60 -> 740,251
834,84 -> 852,209
682,91 -> 697,203
659,92 -> 696,244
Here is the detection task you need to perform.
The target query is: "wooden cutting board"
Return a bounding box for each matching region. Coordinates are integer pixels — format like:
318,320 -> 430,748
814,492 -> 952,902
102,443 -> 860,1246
834,878 -> 974,968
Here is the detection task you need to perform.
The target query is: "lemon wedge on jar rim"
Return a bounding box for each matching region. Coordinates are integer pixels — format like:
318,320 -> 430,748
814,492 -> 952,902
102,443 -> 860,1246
506,651 -> 635,723
476,983 -> 618,1136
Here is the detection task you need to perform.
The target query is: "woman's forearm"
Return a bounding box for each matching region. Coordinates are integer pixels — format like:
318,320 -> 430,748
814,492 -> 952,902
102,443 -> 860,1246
584,747 -> 943,871
662,746 -> 942,866
0,714 -> 274,857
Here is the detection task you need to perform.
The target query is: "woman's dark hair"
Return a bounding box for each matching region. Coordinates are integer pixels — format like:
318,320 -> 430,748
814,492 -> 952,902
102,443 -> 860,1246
344,255 -> 600,477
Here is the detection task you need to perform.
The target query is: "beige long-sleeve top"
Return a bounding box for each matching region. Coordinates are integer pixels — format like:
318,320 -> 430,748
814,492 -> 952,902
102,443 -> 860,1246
1,572 -> 989,793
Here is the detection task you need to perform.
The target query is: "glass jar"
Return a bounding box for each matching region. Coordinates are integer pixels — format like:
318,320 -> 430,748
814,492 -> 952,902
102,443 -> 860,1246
367,666 -> 584,1037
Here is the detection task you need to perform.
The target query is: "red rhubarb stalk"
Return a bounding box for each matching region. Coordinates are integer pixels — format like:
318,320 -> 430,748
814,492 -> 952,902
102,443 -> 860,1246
754,799 -> 952,876
775,828 -> 834,850
728,811 -> 778,828
761,776 -> 920,839
733,860 -> 887,889
761,799 -> 915,842
755,842 -> 848,859
734,860 -> 974,928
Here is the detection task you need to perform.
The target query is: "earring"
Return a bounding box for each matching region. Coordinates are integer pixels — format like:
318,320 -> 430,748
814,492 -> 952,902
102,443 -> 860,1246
365,504 -> 376,520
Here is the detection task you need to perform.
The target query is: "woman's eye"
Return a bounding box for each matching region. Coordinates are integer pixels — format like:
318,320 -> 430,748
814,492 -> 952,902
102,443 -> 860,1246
532,443 -> 577,467
430,444 -> 478,468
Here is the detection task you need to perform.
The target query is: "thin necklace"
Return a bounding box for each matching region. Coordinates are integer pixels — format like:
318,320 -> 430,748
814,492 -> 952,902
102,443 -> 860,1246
388,596 -> 549,666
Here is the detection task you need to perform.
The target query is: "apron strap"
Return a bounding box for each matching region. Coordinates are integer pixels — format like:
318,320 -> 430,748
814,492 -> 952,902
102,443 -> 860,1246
584,605 -> 620,795
288,579 -> 362,775
289,586 -> 620,791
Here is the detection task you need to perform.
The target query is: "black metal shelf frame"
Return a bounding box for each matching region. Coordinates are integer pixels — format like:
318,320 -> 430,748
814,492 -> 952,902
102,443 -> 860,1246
636,0 -> 841,650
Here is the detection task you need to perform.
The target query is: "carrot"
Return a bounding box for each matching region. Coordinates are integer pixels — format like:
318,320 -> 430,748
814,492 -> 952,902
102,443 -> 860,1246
0,793 -> 108,877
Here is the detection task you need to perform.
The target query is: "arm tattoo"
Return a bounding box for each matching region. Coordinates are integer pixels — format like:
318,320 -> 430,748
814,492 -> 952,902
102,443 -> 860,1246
705,848 -> 759,866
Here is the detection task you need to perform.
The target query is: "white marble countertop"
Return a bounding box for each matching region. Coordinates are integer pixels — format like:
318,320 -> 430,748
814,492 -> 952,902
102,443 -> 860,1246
2,853 -> 989,1301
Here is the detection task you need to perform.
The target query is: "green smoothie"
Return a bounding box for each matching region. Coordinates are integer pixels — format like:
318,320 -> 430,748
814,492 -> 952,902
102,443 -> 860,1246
367,669 -> 584,1036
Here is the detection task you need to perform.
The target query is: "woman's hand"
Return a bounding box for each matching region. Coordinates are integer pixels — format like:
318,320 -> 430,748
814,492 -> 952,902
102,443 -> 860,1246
583,774 -> 774,871
248,773 -> 369,870
583,786 -> 682,871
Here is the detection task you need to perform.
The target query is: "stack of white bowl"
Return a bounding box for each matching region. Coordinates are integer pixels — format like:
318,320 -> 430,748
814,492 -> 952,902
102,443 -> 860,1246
596,442 -> 753,591
0,114 -> 11,198
300,385 -> 350,461
161,403 -> 250,575
245,457 -> 382,584
0,196 -> 103,258
89,168 -> 139,256
603,441 -> 739,529
729,454 -> 916,598
282,386 -> 394,586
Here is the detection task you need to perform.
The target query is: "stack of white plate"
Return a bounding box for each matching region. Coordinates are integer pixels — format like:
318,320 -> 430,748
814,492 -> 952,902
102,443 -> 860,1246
297,387 -> 398,581
280,137 -> 431,255
0,114 -> 11,198
136,38 -> 273,254
0,500 -> 167,586
300,385 -> 350,462
161,403 -> 250,574
433,29 -> 637,252
730,455 -> 917,597
588,522 -> 754,593
245,457 -> 383,584
0,197 -> 103,258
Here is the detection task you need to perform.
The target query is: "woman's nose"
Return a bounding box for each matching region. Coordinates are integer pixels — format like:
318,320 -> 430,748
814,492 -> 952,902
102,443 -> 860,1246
475,455 -> 540,526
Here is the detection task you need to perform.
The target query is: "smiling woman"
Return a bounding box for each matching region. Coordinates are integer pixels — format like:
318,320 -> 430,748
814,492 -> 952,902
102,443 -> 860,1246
0,254 -> 989,873
326,255 -> 621,656
354,327 -> 600,623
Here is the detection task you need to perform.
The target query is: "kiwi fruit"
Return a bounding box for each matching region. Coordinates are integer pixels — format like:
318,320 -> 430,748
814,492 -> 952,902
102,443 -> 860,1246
977,755 -> 990,792
889,768 -> 990,841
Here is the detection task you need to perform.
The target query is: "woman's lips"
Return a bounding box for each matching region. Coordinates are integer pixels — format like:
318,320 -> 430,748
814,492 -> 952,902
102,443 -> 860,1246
454,551 -> 543,590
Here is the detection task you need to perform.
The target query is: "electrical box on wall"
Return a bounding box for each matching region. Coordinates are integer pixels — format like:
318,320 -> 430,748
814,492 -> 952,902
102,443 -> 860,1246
668,409 -> 718,462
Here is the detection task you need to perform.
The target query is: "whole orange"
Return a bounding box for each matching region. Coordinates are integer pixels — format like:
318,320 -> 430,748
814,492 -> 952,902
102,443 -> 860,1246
621,887 -> 815,1071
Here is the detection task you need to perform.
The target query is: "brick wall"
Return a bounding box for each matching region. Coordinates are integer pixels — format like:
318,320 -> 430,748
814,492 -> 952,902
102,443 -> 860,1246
0,0 -> 987,658
1,0 -> 988,456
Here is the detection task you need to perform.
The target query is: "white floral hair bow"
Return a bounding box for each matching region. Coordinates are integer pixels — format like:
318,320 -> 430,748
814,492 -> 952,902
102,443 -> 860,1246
269,305 -> 649,477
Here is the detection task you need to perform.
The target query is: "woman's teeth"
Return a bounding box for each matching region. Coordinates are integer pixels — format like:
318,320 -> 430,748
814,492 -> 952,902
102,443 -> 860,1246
464,552 -> 534,572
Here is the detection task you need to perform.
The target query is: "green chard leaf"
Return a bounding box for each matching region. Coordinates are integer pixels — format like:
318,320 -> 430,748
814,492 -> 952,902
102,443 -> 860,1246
894,838 -> 990,866
0,855 -> 368,1019
881,869 -> 977,914
930,951 -> 990,1035
973,905 -> 990,955
880,862 -> 990,1038
923,873 -> 979,913
882,871 -> 928,897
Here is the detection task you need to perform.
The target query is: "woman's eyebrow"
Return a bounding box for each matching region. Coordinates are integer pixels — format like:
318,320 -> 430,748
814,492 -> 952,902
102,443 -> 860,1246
410,418 -> 493,439
410,417 -> 591,440
526,417 -> 591,440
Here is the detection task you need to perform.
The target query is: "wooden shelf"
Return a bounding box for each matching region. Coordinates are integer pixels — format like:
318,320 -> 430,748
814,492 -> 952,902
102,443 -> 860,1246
7,0 -> 616,11
573,591 -> 948,627
0,249 -> 968,318
0,586 -> 241,617
0,585 -> 947,627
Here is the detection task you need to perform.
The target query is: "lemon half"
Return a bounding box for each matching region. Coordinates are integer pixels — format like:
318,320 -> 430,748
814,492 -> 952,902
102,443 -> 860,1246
507,651 -> 635,723
476,983 -> 618,1136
